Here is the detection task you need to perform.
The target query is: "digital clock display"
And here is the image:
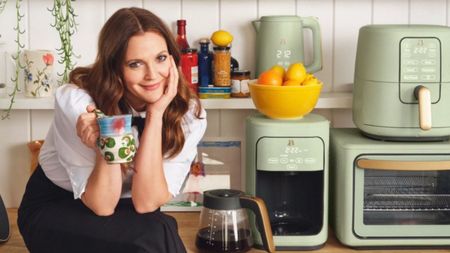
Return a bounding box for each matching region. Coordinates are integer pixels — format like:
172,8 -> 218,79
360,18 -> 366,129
284,146 -> 302,154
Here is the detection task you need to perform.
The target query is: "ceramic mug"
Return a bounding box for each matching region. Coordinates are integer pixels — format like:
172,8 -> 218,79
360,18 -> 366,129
97,114 -> 136,164
24,50 -> 54,97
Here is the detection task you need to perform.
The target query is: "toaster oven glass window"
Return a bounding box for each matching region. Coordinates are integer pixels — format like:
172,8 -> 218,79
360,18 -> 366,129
363,168 -> 450,225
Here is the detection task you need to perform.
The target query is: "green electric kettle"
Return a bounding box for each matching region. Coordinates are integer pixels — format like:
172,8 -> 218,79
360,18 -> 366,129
253,15 -> 322,76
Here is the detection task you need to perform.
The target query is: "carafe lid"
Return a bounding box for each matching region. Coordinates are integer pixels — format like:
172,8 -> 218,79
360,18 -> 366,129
203,189 -> 244,210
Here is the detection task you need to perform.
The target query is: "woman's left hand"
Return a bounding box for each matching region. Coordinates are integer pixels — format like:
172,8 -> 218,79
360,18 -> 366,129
146,55 -> 179,118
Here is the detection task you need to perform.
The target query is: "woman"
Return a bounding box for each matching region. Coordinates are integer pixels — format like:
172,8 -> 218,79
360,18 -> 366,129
18,7 -> 206,253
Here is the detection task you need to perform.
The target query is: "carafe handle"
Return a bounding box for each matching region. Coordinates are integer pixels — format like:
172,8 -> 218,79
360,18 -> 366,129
240,196 -> 275,253
301,17 -> 322,73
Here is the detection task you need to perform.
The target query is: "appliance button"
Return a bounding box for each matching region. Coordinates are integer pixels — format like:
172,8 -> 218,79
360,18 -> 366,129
422,59 -> 436,65
421,74 -> 436,81
268,157 -> 279,164
305,158 -> 316,164
404,67 -> 418,73
280,158 -> 289,164
404,59 -> 419,65
403,75 -> 419,81
421,67 -> 436,73
296,158 -> 303,164
286,164 -> 298,170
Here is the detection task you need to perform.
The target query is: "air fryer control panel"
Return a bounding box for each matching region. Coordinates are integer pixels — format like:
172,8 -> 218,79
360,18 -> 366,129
399,38 -> 441,103
256,137 -> 324,172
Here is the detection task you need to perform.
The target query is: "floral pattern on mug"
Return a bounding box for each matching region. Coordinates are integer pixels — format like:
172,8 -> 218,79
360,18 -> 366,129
24,50 -> 54,97
42,53 -> 54,66
112,118 -> 126,134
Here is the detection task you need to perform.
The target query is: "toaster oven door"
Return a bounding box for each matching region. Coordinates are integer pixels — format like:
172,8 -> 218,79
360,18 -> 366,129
353,154 -> 450,238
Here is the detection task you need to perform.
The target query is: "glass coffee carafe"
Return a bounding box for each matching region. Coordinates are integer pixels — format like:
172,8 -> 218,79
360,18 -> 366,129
196,189 -> 275,253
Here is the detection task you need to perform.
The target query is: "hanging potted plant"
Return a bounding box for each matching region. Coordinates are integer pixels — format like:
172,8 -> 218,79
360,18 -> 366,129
1,0 -> 78,119
49,0 -> 78,85
1,0 -> 26,120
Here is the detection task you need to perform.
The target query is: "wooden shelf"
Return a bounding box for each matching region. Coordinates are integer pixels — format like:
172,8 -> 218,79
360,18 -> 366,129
0,92 -> 353,110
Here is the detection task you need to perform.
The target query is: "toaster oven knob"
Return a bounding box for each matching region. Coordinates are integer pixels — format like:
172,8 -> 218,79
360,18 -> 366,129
414,85 -> 432,131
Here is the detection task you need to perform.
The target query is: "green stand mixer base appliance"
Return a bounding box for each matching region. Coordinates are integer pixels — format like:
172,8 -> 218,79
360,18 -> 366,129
245,113 -> 329,250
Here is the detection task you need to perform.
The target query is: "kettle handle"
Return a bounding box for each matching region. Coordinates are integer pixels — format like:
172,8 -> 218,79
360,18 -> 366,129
240,196 -> 275,253
301,17 -> 322,73
252,20 -> 261,32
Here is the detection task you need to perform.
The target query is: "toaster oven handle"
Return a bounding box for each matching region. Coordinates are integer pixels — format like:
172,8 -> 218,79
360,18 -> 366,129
356,159 -> 450,171
414,85 -> 432,131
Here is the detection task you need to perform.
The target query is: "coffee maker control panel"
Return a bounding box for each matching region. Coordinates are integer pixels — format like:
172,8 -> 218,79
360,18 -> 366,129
256,137 -> 324,172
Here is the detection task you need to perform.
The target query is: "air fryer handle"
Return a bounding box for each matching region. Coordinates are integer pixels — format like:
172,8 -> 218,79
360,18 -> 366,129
414,85 -> 432,131
240,196 -> 275,253
301,17 -> 322,73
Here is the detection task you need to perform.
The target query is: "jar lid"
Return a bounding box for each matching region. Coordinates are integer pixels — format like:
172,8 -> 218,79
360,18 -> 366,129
199,38 -> 210,44
232,70 -> 250,76
182,48 -> 197,54
213,46 -> 231,51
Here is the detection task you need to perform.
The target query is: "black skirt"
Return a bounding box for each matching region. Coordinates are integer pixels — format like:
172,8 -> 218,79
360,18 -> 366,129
18,165 -> 186,253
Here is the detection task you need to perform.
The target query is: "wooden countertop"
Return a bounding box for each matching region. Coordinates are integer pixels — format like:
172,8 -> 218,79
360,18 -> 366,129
1,209 -> 449,253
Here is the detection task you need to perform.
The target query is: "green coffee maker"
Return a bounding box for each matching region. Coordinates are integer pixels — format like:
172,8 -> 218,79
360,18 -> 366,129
245,113 -> 329,250
253,15 -> 323,76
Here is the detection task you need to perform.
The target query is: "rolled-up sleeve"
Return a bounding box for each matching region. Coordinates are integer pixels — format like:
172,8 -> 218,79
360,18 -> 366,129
163,102 -> 207,196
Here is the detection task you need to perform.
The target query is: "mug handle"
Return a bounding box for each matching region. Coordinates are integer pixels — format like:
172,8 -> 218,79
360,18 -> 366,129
240,195 -> 275,253
301,17 -> 323,73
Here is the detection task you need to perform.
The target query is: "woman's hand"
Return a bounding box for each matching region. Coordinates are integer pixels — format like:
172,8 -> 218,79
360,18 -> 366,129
76,104 -> 99,149
146,55 -> 179,118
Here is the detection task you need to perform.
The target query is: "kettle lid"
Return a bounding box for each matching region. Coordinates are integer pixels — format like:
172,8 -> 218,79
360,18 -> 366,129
203,189 -> 244,210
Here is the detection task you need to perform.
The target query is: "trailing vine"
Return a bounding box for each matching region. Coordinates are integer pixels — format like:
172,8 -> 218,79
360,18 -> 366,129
49,0 -> 78,85
0,0 -> 7,14
1,0 -> 25,120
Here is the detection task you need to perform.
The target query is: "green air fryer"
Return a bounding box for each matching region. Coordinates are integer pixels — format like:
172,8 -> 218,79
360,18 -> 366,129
353,24 -> 450,141
253,16 -> 322,76
245,113 -> 329,250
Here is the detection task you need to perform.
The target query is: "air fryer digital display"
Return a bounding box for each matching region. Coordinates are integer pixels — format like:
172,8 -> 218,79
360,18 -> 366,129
256,137 -> 324,171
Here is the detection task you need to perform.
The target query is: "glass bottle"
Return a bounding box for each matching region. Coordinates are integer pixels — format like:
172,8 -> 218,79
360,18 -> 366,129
176,19 -> 190,51
180,48 -> 198,93
213,46 -> 231,87
198,38 -> 213,87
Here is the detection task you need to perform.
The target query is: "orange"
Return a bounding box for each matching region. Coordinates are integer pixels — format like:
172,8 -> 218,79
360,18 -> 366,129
283,80 -> 301,86
257,70 -> 283,86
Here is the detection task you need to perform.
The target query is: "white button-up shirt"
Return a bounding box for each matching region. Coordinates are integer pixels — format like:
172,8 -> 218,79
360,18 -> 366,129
39,84 -> 207,199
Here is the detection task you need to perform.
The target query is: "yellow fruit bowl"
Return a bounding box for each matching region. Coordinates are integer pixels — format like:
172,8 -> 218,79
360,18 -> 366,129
249,81 -> 322,120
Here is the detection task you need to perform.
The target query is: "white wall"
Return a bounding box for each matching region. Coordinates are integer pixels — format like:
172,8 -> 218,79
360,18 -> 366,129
0,0 -> 449,207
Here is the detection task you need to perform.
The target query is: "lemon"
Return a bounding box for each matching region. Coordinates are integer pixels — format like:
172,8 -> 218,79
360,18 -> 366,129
302,74 -> 322,86
211,30 -> 233,47
285,62 -> 307,83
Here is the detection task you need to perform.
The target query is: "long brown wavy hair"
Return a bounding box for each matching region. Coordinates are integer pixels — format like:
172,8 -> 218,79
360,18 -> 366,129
70,7 -> 202,158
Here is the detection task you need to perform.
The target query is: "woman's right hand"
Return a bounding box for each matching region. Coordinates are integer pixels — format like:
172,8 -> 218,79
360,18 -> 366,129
76,104 -> 100,149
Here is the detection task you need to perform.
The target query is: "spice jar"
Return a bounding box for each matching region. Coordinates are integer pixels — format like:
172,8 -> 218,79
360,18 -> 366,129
231,70 -> 251,98
213,46 -> 231,87
181,48 -> 198,93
